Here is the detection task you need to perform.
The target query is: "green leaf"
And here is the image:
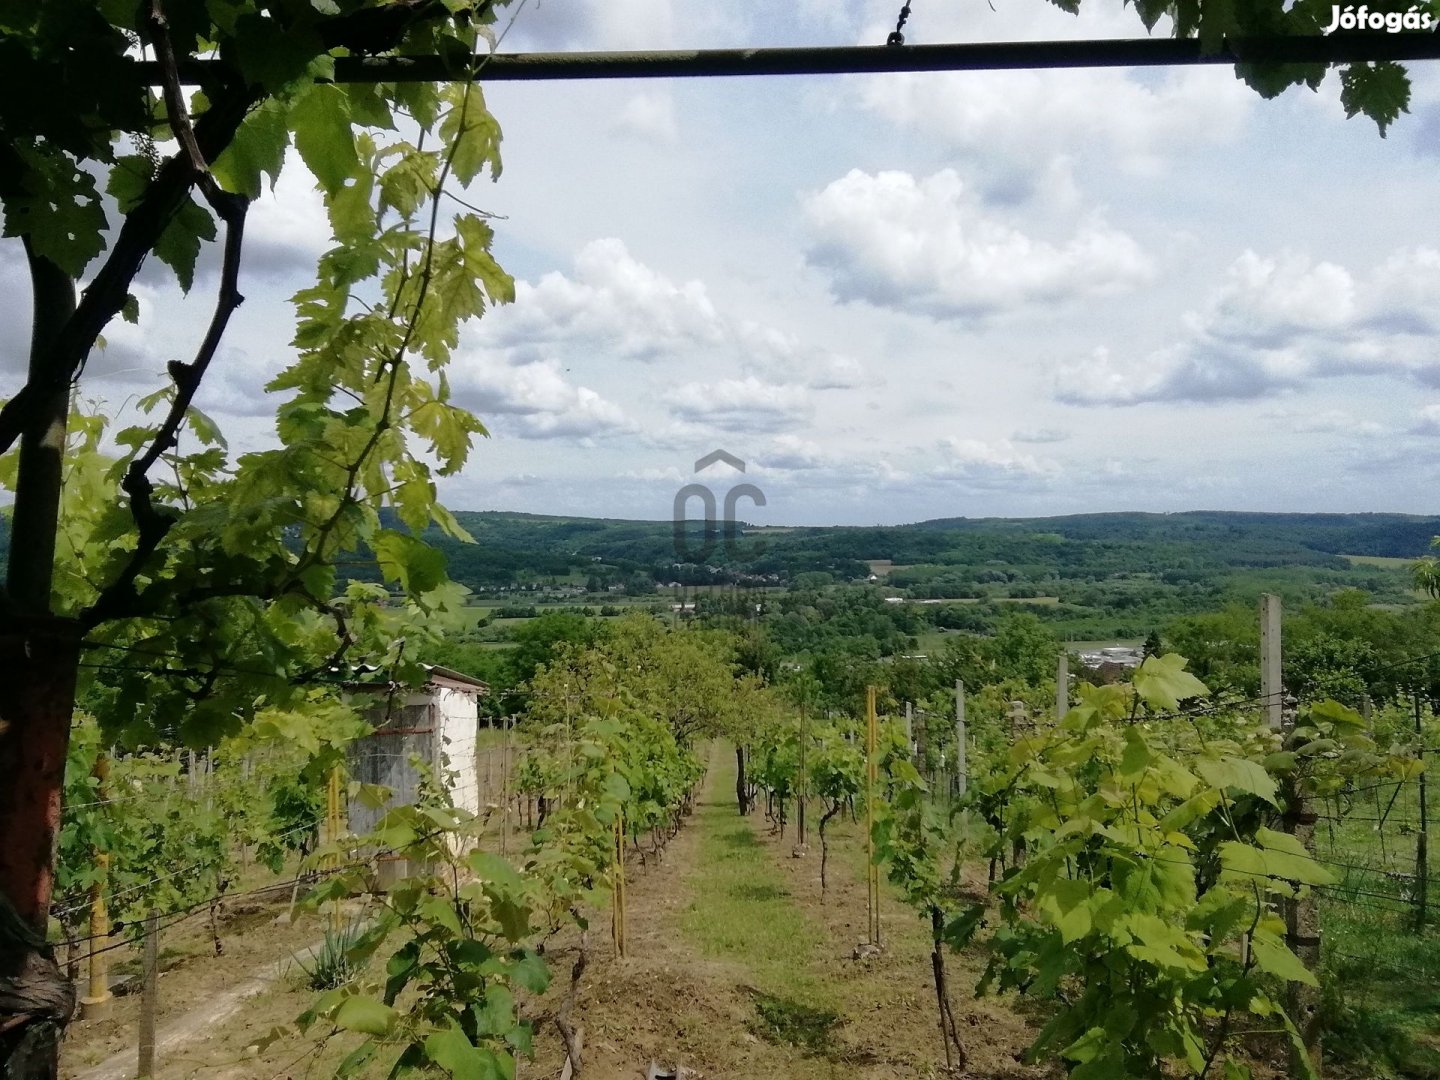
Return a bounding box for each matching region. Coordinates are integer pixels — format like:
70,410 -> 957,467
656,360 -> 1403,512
1197,0 -> 1238,54
1250,929 -> 1318,986
424,1024 -> 508,1079
508,950 -> 551,993
373,530 -> 448,594
1308,699 -> 1367,735
5,148 -> 108,277
1121,912 -> 1208,973
336,1041 -> 378,1077
1037,877 -> 1094,944
1133,654 -> 1210,711
154,196 -> 217,293
467,851 -> 525,891
211,99 -> 290,198
490,896 -> 531,942
107,155 -> 153,214
291,82 -> 359,196
1340,61 -> 1411,137
186,406 -> 227,448
334,995 -> 397,1036
1195,756 -> 1278,807
1219,829 -> 1335,889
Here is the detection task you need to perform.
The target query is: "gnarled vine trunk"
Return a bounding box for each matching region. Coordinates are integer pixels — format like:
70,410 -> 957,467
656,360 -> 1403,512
0,627 -> 82,1079
928,905 -> 966,1072
735,745 -> 749,815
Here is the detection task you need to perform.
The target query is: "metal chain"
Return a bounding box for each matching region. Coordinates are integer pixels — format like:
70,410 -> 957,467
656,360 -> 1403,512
887,0 -> 913,46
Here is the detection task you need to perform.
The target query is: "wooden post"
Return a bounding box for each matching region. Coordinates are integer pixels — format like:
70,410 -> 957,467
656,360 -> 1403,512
1416,693 -> 1429,932
326,766 -> 343,933
1261,593 -> 1284,730
865,686 -> 880,948
79,853 -> 113,1020
137,910 -> 159,1079
1281,695 -> 1321,1078
79,753 -> 113,1020
612,812 -> 626,958
904,701 -> 914,759
501,717 -> 511,858
1055,651 -> 1069,721
796,698 -> 808,848
1361,693 -> 1373,737
955,680 -> 967,798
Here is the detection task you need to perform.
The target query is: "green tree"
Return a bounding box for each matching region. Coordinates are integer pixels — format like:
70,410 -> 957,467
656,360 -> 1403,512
0,0 -> 515,1069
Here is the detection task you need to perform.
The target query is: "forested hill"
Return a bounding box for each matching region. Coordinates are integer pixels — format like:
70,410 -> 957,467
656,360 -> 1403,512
2,508 -> 1435,591
429,509 -> 1440,589
910,511 -> 1440,556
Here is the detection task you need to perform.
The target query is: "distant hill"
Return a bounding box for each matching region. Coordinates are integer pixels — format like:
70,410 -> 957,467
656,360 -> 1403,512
4,507 -> 1436,592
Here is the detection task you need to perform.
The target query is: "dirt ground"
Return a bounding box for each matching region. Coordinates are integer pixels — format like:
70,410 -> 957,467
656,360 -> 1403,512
523,744 -> 1051,1080
58,747 -> 1050,1080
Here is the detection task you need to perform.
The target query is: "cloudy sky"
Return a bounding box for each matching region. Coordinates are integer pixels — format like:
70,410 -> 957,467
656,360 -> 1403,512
8,0 -> 1440,526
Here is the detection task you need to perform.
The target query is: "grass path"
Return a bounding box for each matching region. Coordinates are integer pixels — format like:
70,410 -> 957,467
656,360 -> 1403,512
677,748 -> 834,1010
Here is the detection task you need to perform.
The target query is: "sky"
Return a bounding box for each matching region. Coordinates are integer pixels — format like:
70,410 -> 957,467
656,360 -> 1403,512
7,0 -> 1440,527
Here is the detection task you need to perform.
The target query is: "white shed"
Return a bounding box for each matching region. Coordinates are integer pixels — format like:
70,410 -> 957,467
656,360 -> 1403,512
346,665 -> 489,874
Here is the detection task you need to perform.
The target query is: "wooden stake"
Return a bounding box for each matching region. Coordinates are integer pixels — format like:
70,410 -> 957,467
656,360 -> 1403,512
138,909 -> 159,1079
501,717 -> 511,858
797,698 -> 808,847
865,686 -> 880,948
955,680 -> 967,798
326,766 -> 343,934
613,812 -> 627,957
1281,695 -> 1321,1078
79,853 -> 112,1020
80,753 -> 113,1019
1416,693 -> 1429,932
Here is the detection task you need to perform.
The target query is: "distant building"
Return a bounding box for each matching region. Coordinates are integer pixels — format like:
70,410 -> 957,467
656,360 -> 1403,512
1077,645 -> 1144,671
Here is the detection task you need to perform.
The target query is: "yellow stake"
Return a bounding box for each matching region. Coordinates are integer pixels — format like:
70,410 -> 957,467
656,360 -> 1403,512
80,852 -> 113,1019
81,753 -> 113,1019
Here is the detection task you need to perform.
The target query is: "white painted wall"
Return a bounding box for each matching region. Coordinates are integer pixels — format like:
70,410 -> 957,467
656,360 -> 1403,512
436,684 -> 481,821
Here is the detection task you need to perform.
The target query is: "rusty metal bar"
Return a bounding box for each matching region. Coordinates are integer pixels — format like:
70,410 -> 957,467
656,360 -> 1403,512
142,33 -> 1440,86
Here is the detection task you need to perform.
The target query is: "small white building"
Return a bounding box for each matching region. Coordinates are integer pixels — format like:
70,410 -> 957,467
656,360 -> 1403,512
346,665 -> 490,873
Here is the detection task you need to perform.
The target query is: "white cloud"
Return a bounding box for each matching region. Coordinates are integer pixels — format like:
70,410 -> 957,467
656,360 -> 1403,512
1411,404 -> 1440,436
803,169 -> 1153,320
1013,428 -> 1070,444
1266,407 -> 1384,437
755,434 -> 831,471
482,237 -> 724,362
475,238 -> 871,390
664,376 -> 813,432
449,356 -> 631,439
612,91 -> 678,143
856,67 -> 1252,177
927,437 -> 1058,492
242,151 -> 332,281
1057,247 -> 1440,406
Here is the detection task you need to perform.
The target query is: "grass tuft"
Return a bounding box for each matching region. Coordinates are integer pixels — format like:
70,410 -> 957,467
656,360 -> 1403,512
751,994 -> 840,1055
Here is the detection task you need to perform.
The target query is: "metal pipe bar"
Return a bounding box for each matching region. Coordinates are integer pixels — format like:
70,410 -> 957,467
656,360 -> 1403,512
149,34 -> 1440,84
